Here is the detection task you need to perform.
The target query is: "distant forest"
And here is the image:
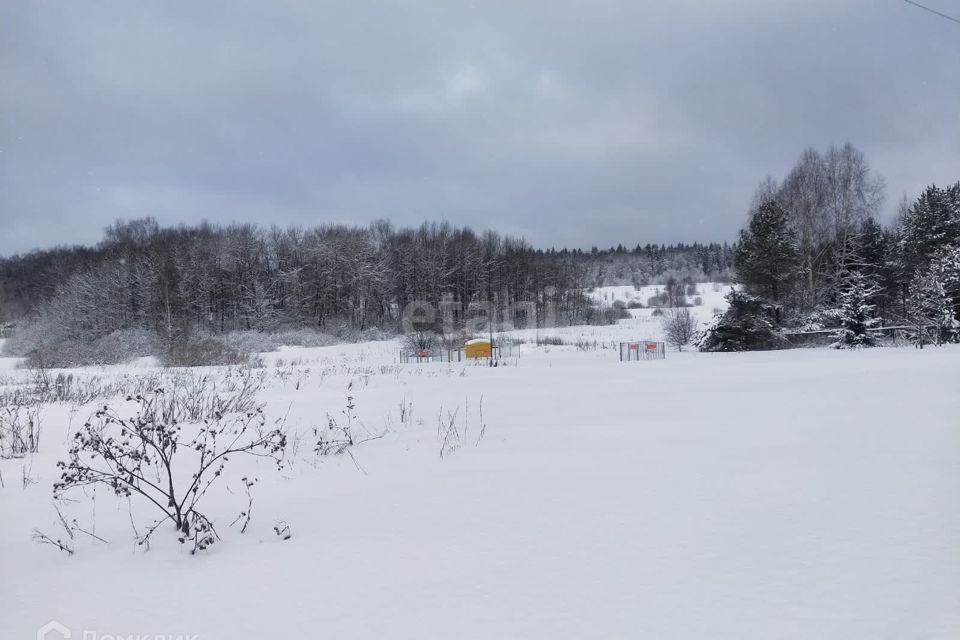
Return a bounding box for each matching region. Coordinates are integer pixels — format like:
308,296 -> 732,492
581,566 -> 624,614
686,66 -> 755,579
4,142 -> 957,363
0,218 -> 734,364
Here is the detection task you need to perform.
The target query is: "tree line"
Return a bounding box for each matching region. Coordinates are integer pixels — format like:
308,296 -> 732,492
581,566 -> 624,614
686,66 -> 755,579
0,218 -> 733,364
701,143 -> 960,350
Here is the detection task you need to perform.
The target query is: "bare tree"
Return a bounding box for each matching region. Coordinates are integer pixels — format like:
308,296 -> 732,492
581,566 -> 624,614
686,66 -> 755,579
774,143 -> 885,309
661,307 -> 697,351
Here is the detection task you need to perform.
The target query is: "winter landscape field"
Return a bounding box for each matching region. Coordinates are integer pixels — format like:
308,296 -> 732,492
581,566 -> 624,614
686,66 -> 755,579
1,294 -> 958,639
4,2 -> 960,638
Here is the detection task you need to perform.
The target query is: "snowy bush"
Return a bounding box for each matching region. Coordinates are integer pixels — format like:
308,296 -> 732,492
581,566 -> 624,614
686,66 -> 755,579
163,335 -> 255,368
581,302 -> 630,325
155,368 -> 266,423
405,330 -> 438,353
54,392 -> 286,553
1,320 -> 47,357
92,329 -> 162,363
647,291 -> 669,308
9,320 -> 162,367
222,331 -> 284,354
356,327 -> 393,343
21,341 -> 94,369
275,328 -> 342,348
0,404 -> 42,458
223,327 -> 391,352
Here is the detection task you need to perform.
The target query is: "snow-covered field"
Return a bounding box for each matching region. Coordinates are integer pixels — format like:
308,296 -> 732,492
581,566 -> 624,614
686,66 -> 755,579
1,315 -> 959,639
510,282 -> 733,345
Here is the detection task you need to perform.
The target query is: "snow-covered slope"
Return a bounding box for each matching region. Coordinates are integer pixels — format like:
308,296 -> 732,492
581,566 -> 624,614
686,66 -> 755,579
1,329 -> 958,639
506,282 -> 734,345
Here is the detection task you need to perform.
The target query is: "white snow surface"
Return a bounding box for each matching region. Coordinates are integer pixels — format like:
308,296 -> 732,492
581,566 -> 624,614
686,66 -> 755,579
1,314 -> 959,639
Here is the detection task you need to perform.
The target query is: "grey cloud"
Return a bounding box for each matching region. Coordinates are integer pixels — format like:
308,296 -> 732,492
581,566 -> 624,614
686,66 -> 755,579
1,0 -> 958,255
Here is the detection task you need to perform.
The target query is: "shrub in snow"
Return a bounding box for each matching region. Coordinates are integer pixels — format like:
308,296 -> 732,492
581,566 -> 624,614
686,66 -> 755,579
647,291 -> 669,308
54,392 -> 286,553
0,404 -> 41,458
93,328 -> 162,363
406,330 -> 438,353
581,302 -> 630,325
275,328 -> 342,348
1,320 -> 47,357
10,321 -> 163,367
315,392 -> 360,456
3,312 -> 78,365
222,331 -> 284,354
22,338 -> 117,369
225,327 -> 384,353
163,335 -> 255,368
314,388 -> 384,457
696,290 -> 786,352
357,327 -> 393,342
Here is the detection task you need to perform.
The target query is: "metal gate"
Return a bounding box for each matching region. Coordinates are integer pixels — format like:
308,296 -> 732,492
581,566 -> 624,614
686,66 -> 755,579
619,341 -> 665,361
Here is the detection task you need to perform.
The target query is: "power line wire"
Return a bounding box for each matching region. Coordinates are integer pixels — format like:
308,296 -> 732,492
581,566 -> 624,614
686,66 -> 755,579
900,0 -> 960,26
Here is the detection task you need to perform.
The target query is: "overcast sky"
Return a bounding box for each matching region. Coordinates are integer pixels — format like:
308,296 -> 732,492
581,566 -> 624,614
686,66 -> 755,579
1,1 -> 958,256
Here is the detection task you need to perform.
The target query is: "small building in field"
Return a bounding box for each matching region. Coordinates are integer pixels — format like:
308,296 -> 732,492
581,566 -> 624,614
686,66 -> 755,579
464,338 -> 492,359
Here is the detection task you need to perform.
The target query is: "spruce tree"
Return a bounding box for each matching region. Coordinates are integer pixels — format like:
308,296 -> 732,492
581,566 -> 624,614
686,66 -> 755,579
696,290 -> 786,352
734,200 -> 801,305
833,271 -> 881,348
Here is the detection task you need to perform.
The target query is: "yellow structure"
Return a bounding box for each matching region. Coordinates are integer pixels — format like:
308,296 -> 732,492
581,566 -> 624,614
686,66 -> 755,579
464,338 -> 492,359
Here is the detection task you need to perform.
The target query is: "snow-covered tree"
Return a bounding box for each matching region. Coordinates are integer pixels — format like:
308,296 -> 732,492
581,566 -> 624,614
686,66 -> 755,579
832,271 -> 881,348
907,270 -> 957,347
928,244 -> 960,323
661,307 -> 697,351
898,183 -> 960,275
696,290 -> 786,352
